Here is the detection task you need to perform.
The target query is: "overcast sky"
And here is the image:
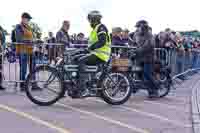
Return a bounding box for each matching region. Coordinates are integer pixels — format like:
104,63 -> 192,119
0,0 -> 200,37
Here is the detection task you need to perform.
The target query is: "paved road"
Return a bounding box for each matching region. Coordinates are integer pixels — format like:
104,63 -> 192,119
0,68 -> 199,133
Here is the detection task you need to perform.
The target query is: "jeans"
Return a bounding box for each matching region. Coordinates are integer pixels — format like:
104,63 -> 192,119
184,52 -> 192,71
143,63 -> 157,94
176,53 -> 184,75
169,49 -> 176,76
192,51 -> 199,69
19,54 -> 36,81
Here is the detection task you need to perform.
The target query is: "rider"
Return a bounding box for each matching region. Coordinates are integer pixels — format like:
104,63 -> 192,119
133,20 -> 159,98
73,10 -> 111,98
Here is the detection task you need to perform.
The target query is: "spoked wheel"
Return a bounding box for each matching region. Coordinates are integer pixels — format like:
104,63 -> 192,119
100,72 -> 131,105
155,71 -> 171,98
25,65 -> 65,106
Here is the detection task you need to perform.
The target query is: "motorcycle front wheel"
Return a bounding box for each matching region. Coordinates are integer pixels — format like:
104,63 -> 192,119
100,72 -> 131,105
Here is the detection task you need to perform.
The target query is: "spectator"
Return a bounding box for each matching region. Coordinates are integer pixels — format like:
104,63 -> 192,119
47,32 -> 56,64
191,40 -> 199,70
128,31 -> 136,46
175,33 -> 186,80
111,27 -> 125,46
73,33 -> 88,48
77,33 -> 88,44
0,26 -> 6,90
183,37 -> 192,71
56,20 -> 71,57
11,25 -> 17,51
112,27 -> 127,56
15,12 -> 39,91
183,37 -> 192,52
122,28 -> 129,44
155,32 -> 164,48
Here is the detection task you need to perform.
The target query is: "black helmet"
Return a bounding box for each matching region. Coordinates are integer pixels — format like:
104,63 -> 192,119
21,12 -> 32,20
135,20 -> 148,28
87,10 -> 102,23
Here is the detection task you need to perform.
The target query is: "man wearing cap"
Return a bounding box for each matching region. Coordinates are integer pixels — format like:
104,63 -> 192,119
112,27 -> 124,46
15,12 -> 38,91
133,20 -> 158,98
112,27 -> 127,56
122,28 -> 130,44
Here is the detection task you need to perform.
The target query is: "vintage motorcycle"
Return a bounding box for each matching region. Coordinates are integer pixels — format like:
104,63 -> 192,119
25,48 -> 132,106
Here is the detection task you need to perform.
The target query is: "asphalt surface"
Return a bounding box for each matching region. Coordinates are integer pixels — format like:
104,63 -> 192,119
0,65 -> 199,133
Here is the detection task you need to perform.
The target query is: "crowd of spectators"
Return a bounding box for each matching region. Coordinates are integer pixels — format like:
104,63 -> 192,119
1,12 -> 200,86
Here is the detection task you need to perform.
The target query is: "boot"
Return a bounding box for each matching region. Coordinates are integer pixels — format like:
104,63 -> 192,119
71,82 -> 89,98
71,73 -> 89,98
148,90 -> 158,99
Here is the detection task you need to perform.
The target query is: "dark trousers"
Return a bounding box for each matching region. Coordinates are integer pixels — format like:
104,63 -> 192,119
77,54 -> 105,90
78,54 -> 105,66
143,63 -> 158,94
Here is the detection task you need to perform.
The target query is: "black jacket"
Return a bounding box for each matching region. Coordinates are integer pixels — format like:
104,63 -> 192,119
134,32 -> 154,63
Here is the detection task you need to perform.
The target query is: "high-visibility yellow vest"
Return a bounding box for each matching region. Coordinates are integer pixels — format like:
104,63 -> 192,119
89,24 -> 111,62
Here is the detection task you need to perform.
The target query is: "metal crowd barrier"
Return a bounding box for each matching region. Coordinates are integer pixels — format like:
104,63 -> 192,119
1,42 -> 200,89
111,45 -> 169,68
2,42 -> 64,86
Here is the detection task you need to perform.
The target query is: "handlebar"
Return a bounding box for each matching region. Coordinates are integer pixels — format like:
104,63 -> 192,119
65,48 -> 87,54
64,48 -> 89,59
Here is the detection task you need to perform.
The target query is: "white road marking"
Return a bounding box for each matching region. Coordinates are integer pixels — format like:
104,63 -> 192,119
31,96 -> 150,133
121,106 -> 192,128
56,102 -> 150,133
90,99 -> 192,128
141,100 -> 189,113
0,104 -> 71,133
